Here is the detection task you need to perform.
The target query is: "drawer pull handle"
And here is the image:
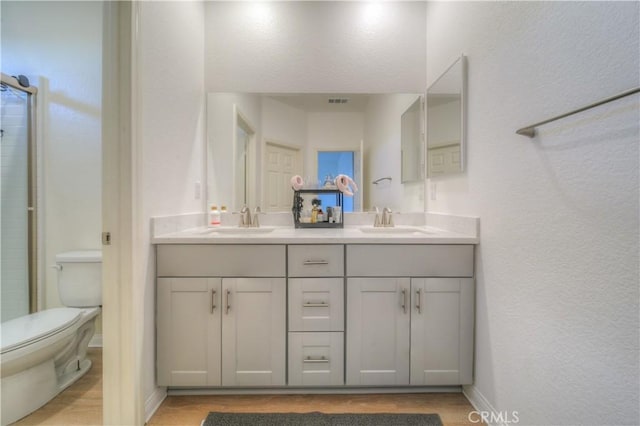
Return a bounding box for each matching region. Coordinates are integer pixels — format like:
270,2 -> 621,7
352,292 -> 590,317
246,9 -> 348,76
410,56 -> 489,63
415,288 -> 422,314
303,302 -> 329,307
303,260 -> 329,265
303,356 -> 329,363
401,288 -> 407,314
210,290 -> 217,313
225,290 -> 231,315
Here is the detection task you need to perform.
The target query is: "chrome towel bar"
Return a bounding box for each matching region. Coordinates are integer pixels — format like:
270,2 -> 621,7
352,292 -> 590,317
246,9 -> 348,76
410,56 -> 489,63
516,87 -> 640,138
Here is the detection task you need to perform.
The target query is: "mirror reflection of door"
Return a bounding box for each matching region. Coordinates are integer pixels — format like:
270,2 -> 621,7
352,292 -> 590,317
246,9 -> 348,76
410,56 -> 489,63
264,142 -> 302,212
317,150 -> 359,212
234,111 -> 255,211
235,126 -> 249,208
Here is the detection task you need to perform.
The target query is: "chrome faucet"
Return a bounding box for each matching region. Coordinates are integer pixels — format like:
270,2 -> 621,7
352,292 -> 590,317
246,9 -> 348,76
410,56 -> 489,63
382,207 -> 394,227
372,206 -> 382,227
234,205 -> 263,227
237,205 -> 252,227
252,206 -> 263,228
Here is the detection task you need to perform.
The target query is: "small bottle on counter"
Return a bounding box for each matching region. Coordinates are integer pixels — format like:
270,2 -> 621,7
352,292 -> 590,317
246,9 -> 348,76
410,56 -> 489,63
209,205 -> 221,227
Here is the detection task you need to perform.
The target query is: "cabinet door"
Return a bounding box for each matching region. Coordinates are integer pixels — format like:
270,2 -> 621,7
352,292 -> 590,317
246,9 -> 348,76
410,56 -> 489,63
410,278 -> 474,385
157,278 -> 221,386
346,278 -> 410,385
221,278 -> 286,386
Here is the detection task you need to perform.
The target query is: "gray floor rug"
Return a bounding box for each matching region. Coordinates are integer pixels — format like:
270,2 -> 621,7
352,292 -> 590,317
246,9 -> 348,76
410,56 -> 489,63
202,412 -> 443,426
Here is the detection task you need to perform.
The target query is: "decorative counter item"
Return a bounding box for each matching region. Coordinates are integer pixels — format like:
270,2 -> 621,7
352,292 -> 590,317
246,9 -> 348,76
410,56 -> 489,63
292,189 -> 344,229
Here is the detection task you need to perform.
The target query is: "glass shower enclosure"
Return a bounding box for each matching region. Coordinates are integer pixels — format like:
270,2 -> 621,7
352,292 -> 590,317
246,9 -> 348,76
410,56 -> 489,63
1,73 -> 37,322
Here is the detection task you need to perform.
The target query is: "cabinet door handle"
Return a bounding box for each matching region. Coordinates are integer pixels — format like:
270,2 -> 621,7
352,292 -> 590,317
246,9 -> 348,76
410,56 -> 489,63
210,290 -> 217,313
303,260 -> 329,265
225,290 -> 231,314
303,302 -> 329,307
415,288 -> 422,314
401,288 -> 407,314
303,356 -> 329,363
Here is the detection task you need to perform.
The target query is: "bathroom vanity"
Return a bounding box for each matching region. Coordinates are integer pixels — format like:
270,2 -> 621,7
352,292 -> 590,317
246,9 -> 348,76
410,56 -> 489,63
153,220 -> 477,392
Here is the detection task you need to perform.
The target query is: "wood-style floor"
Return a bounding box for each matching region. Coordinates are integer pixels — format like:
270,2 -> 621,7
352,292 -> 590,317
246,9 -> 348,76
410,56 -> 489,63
13,348 -> 103,425
149,393 -> 481,426
13,349 -> 482,426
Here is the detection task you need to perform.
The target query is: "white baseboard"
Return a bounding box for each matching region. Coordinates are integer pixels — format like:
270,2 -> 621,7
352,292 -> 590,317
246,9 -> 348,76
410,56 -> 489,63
145,386 -> 167,424
463,385 -> 504,426
169,386 -> 462,396
89,333 -> 102,348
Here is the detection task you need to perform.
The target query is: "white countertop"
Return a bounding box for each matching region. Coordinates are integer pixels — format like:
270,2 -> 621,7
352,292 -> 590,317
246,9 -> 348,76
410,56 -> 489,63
152,225 -> 479,244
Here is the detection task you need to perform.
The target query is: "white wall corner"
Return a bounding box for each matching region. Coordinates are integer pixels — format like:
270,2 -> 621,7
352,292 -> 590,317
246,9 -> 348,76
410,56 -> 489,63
463,385 -> 504,426
145,386 -> 167,424
150,212 -> 207,238
425,212 -> 479,237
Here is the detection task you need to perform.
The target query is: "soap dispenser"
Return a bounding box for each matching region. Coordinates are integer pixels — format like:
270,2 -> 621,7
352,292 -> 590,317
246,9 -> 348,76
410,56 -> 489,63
209,205 -> 221,227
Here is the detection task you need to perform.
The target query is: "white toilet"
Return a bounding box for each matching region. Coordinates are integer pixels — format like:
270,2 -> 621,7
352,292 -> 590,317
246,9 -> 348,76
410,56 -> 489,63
0,250 -> 102,425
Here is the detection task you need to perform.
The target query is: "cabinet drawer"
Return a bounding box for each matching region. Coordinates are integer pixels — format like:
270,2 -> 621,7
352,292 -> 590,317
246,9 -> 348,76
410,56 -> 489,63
289,278 -> 344,332
157,245 -> 285,277
288,245 -> 344,277
346,245 -> 473,277
288,332 -> 344,386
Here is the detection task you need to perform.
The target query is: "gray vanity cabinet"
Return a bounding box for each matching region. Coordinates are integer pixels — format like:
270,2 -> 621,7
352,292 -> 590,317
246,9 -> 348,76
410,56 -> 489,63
221,277 -> 286,386
156,245 -> 286,387
346,245 -> 475,386
156,242 -> 475,389
157,277 -> 222,386
287,245 -> 345,386
410,278 -> 474,385
346,277 -> 411,385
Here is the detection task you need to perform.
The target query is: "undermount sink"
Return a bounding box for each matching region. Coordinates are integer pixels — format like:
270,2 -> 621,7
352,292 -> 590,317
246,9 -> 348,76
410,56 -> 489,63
214,227 -> 275,234
358,226 -> 433,234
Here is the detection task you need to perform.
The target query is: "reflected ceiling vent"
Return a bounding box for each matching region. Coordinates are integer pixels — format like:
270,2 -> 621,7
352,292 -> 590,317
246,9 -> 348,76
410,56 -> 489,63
328,98 -> 349,104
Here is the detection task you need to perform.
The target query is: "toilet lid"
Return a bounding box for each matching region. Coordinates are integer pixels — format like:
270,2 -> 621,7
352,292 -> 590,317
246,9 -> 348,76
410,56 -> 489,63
1,308 -> 83,354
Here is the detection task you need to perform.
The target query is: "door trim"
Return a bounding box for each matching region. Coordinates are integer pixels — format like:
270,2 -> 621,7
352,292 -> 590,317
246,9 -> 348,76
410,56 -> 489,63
232,105 -> 256,210
102,2 -> 144,424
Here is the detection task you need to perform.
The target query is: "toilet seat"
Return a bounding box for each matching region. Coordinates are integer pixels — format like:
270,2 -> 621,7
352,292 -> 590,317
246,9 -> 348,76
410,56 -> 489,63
1,308 -> 83,354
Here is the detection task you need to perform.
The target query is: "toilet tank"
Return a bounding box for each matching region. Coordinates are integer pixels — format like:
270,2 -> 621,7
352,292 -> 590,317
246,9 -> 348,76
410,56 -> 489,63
56,250 -> 102,307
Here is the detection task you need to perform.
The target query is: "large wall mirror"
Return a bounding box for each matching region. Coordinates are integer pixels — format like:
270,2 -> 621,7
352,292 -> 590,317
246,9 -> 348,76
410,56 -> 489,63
207,93 -> 425,213
427,55 -> 466,177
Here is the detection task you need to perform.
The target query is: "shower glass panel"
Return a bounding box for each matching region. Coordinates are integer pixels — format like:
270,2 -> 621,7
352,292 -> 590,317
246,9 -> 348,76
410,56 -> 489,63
1,84 -> 32,321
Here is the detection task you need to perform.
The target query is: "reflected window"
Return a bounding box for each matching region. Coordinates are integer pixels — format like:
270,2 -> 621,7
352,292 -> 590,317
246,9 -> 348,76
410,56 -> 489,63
317,151 -> 354,213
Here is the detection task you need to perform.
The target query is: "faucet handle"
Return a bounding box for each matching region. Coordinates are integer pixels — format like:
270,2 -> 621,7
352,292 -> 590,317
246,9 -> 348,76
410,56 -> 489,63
252,206 -> 265,228
370,206 -> 382,227
231,210 -> 245,226
382,207 -> 394,227
233,206 -> 251,227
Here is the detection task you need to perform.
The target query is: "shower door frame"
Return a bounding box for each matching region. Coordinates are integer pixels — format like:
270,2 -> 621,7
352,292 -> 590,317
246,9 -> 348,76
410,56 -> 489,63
1,72 -> 38,314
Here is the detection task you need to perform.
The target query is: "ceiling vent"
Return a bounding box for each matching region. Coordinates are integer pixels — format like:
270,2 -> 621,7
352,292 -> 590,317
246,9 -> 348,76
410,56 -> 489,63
328,98 -> 349,104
